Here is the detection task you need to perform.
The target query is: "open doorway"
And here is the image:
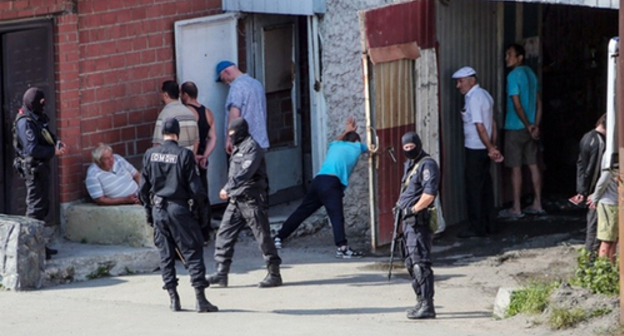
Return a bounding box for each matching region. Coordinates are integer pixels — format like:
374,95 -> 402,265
540,5 -> 618,195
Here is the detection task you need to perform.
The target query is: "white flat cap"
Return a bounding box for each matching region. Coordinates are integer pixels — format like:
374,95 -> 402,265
452,66 -> 476,79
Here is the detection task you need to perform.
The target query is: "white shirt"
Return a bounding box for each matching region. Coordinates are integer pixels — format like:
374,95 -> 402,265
85,154 -> 139,199
462,84 -> 494,150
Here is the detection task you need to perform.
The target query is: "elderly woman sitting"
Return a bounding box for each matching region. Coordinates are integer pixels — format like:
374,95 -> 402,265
85,143 -> 140,205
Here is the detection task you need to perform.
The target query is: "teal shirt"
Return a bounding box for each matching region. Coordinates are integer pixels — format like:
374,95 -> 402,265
317,141 -> 367,189
505,65 -> 538,130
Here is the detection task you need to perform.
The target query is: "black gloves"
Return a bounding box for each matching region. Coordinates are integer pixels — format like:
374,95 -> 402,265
402,207 -> 418,219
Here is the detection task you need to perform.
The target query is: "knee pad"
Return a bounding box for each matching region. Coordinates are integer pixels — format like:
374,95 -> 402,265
404,257 -> 415,277
412,264 -> 432,285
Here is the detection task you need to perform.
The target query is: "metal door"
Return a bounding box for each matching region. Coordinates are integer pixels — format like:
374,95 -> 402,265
174,13 -> 239,205
249,14 -> 304,203
1,23 -> 56,221
360,0 -> 436,248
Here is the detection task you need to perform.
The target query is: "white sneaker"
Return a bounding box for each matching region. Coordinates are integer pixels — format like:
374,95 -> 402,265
336,246 -> 362,259
274,237 -> 282,249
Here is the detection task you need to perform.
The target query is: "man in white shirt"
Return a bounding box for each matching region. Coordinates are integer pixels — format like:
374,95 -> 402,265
85,143 -> 141,205
453,67 -> 502,238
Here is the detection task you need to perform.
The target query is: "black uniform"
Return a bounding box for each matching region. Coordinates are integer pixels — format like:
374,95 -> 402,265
139,140 -> 210,291
13,88 -> 57,221
209,118 -> 281,288
397,132 -> 440,319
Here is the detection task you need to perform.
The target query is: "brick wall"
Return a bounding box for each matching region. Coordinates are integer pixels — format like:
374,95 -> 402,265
266,90 -> 294,147
70,0 -> 222,202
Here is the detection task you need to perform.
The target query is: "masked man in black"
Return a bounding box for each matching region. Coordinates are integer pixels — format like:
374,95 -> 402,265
397,132 -> 440,319
13,87 -> 66,260
139,118 -> 217,313
207,118 -> 282,288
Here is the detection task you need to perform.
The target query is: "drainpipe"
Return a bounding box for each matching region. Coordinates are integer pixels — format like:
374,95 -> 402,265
619,0 -> 624,324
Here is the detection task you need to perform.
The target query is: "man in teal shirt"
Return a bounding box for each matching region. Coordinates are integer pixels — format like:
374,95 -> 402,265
499,43 -> 545,218
274,117 -> 376,258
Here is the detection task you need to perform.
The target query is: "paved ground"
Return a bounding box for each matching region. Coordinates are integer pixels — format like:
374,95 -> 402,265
0,196 -> 605,336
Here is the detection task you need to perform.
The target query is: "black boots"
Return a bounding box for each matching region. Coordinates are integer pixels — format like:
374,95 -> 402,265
195,287 -> 219,313
406,298 -> 436,319
167,288 -> 181,312
207,263 -> 229,287
258,264 -> 282,288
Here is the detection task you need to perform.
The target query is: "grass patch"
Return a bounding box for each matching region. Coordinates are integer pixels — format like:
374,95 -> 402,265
123,267 -> 135,275
507,281 -> 560,317
80,238 -> 88,244
86,265 -> 111,280
548,306 -> 587,329
590,308 -> 612,318
571,249 -> 619,296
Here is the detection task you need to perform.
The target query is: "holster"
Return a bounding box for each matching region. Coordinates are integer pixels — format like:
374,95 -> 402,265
13,156 -> 39,179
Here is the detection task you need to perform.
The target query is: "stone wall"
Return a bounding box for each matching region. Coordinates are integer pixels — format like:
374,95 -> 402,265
317,0 -> 405,241
0,215 -> 46,290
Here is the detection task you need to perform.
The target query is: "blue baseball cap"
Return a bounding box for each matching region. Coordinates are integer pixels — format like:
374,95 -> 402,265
215,60 -> 235,82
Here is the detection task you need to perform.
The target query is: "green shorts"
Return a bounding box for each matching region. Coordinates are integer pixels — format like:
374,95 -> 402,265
504,129 -> 538,168
597,203 -> 618,242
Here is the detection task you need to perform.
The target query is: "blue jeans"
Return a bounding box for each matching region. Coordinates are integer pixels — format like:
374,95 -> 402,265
277,175 -> 347,246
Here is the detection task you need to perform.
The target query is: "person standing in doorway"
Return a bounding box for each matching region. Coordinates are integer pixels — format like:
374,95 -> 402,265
13,87 -> 66,260
499,43 -> 545,219
570,114 -> 606,257
181,81 -> 217,237
152,80 -> 200,153
452,66 -> 502,238
215,61 -> 269,154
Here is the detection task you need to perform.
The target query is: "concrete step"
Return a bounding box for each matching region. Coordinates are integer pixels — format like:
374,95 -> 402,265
43,241 -> 159,288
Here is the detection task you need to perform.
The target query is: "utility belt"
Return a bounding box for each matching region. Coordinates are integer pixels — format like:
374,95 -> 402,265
404,207 -> 438,233
13,156 -> 43,179
152,195 -> 193,209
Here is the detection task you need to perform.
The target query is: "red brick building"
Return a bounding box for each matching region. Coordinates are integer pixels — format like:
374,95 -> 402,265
0,0 -> 222,222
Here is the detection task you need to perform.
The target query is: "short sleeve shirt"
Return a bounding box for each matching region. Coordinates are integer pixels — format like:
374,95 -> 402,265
317,141 -> 367,189
153,101 -> 199,150
505,66 -> 539,130
462,84 -> 494,149
397,157 -> 440,209
225,74 -> 270,149
86,154 -> 139,199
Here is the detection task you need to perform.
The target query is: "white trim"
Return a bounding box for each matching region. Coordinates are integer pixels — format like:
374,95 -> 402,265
223,0 -> 326,15
308,16 -> 327,174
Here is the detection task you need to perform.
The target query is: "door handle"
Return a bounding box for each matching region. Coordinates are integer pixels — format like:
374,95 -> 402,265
386,147 -> 397,163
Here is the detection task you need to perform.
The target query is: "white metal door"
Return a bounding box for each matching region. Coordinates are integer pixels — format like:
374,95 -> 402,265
249,14 -> 304,199
174,13 -> 238,205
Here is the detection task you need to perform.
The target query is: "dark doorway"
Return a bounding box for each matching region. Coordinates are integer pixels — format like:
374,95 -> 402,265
541,6 -> 618,195
0,19 -> 57,224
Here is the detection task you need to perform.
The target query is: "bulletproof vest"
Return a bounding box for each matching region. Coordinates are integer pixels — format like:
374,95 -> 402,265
12,112 -> 54,159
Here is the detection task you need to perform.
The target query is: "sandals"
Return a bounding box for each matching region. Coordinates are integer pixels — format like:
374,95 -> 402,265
523,206 -> 547,216
498,209 -> 525,219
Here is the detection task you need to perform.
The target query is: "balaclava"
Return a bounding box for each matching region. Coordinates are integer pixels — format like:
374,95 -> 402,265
228,117 -> 249,145
23,87 -> 45,116
401,132 -> 422,160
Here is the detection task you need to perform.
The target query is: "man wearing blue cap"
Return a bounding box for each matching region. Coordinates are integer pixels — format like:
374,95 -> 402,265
452,66 -> 502,238
216,61 -> 269,154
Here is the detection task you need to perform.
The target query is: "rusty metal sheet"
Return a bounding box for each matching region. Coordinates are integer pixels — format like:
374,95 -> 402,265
363,0 -> 435,51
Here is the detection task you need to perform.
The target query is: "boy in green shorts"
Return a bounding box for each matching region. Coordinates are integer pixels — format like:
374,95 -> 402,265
589,167 -> 619,262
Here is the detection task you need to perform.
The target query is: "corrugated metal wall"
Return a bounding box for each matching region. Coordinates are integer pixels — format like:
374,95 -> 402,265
436,0 -> 502,225
488,0 -> 617,10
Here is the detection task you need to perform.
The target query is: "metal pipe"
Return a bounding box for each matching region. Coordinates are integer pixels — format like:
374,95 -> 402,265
362,53 -> 378,252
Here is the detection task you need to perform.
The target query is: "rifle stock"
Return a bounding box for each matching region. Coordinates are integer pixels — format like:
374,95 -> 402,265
387,209 -> 402,280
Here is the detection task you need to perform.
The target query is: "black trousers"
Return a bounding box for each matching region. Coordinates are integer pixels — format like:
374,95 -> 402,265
153,200 -> 209,290
198,166 -> 212,228
24,162 -> 50,221
277,175 -> 347,246
584,208 -> 599,254
402,218 -> 434,300
464,148 -> 494,234
214,192 -> 281,267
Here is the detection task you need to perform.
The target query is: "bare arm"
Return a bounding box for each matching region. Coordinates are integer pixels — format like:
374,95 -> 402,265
411,193 -> 436,213
336,116 -> 357,141
94,195 -> 139,206
133,172 -> 140,185
203,109 -> 217,158
511,95 -> 531,129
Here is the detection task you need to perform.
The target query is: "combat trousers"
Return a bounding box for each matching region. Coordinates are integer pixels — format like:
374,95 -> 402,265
465,148 -> 494,234
152,199 -> 209,290
214,192 -> 281,267
402,218 -> 434,300
584,208 -> 599,254
24,162 -> 50,221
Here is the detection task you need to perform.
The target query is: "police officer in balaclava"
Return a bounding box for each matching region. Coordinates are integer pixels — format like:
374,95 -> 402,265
208,117 -> 283,288
396,131 -> 440,319
13,87 -> 66,259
